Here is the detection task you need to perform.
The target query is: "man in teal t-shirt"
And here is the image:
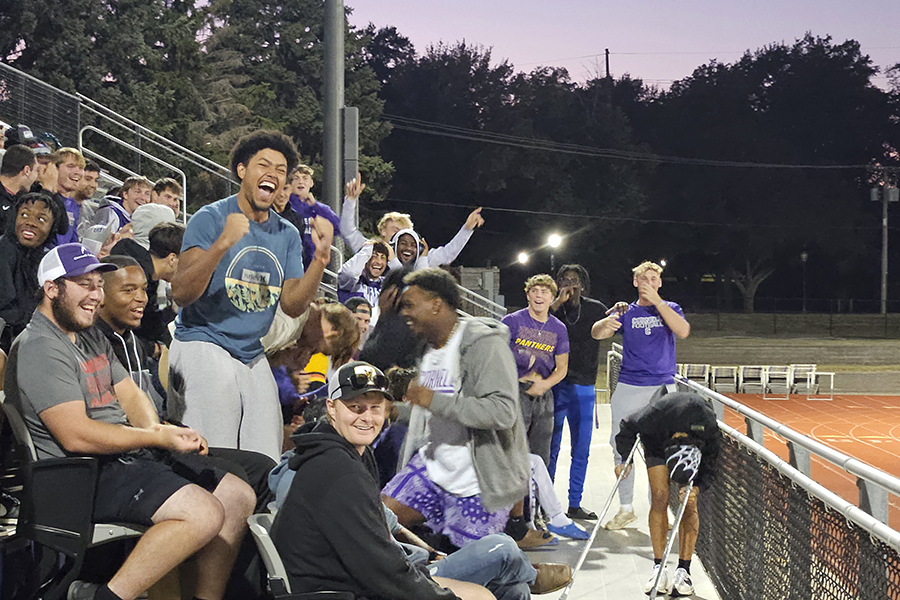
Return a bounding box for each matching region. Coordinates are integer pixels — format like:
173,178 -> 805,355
169,130 -> 333,461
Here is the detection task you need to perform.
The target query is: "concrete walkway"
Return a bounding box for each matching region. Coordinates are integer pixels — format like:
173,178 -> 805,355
523,404 -> 721,600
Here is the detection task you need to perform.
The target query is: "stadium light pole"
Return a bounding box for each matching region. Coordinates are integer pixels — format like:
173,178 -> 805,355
547,233 -> 562,274
517,252 -> 529,265
871,185 -> 899,315
800,251 -> 808,313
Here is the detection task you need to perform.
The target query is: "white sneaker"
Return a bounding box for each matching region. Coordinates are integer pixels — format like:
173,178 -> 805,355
644,564 -> 668,595
670,567 -> 695,597
604,507 -> 637,530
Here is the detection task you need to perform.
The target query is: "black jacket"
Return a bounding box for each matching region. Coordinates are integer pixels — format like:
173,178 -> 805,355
0,185 -> 16,234
615,392 -> 721,490
0,235 -> 43,354
270,421 -> 458,600
359,311 -> 424,372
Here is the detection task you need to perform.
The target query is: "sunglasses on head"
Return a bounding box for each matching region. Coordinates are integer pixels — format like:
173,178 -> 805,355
344,365 -> 389,393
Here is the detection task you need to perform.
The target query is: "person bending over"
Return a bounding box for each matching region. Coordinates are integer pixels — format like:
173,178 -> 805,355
614,392 -> 720,597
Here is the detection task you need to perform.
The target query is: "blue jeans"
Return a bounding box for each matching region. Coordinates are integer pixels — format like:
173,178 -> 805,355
549,381 -> 595,507
429,534 -> 537,600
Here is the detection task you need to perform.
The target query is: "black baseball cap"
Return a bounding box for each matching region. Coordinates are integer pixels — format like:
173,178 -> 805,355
328,361 -> 393,402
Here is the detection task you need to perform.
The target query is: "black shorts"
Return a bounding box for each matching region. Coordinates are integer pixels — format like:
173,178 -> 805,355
645,452 -> 665,469
93,450 -> 228,527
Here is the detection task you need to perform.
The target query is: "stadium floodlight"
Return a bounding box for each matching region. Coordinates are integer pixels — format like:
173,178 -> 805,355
517,252 -> 529,264
660,259 -> 668,268
547,234 -> 562,248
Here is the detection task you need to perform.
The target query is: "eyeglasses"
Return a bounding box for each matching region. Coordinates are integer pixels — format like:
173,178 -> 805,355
343,365 -> 389,393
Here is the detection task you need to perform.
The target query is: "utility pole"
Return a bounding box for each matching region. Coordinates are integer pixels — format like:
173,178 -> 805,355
605,49 -> 610,79
871,183 -> 899,314
323,0 -> 344,214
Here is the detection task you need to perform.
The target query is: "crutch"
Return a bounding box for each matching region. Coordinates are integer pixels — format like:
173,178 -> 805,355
648,479 -> 695,600
558,434 -> 641,600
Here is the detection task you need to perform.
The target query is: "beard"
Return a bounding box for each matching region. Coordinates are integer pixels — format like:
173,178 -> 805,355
51,288 -> 93,333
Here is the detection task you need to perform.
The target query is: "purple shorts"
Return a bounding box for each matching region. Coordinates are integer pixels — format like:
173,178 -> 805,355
382,453 -> 511,548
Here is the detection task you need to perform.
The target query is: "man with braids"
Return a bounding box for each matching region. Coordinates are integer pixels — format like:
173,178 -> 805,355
548,264 -> 608,521
593,260 -> 691,532
169,130 -> 333,461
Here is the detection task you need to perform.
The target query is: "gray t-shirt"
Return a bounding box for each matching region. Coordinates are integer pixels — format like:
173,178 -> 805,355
5,311 -> 130,460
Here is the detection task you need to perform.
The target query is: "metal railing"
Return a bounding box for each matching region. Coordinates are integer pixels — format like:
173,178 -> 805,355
459,286 -> 507,320
675,376 -> 900,526
607,342 -> 900,533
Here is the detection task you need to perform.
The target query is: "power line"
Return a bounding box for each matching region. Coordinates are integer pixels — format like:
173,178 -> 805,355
383,114 -> 871,170
516,45 -> 900,68
385,196 -> 891,232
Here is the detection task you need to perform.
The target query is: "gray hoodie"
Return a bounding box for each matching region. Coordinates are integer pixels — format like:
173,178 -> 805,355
400,316 -> 530,512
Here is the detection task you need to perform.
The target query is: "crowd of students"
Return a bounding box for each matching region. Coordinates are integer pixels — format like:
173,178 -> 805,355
0,124 -> 719,600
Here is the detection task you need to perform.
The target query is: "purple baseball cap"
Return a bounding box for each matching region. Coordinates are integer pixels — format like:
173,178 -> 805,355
37,243 -> 118,286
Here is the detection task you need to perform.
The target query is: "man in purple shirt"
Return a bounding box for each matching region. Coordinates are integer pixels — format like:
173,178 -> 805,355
287,164 -> 342,269
53,147 -> 86,245
502,274 -> 569,465
593,261 -> 691,531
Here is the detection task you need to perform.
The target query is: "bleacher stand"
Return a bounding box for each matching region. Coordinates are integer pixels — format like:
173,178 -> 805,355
763,365 -> 791,400
710,366 -> 738,393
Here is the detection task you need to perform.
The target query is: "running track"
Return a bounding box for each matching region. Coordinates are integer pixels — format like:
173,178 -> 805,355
721,393 -> 900,529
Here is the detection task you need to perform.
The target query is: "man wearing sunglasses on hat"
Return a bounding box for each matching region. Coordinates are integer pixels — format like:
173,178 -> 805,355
614,392 -> 720,597
272,361 -> 488,599
272,361 -> 569,599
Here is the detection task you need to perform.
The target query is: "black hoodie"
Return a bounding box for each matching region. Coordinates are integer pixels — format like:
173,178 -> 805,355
270,421 -> 458,600
615,392 -> 721,490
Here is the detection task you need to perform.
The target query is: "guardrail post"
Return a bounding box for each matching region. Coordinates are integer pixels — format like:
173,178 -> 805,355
857,478 -> 889,524
787,441 -> 811,476
745,418 -> 765,445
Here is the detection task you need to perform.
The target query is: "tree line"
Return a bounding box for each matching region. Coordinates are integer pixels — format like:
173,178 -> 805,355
2,1 -> 899,311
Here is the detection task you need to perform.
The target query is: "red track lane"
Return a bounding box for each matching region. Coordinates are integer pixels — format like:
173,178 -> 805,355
721,393 -> 900,530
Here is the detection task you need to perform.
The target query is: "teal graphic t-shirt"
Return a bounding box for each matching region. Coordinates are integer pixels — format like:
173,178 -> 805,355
174,195 -> 304,363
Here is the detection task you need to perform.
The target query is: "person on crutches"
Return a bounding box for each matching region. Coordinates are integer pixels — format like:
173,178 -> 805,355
614,392 -> 721,597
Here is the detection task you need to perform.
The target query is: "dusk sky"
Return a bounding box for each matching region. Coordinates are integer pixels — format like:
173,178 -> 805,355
348,1 -> 900,88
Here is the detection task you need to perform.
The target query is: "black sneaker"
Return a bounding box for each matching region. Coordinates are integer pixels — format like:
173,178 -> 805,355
0,491 -> 19,525
566,506 -> 598,520
503,515 -> 529,541
67,580 -> 101,600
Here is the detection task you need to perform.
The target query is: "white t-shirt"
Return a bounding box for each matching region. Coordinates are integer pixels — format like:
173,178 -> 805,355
417,321 -> 480,497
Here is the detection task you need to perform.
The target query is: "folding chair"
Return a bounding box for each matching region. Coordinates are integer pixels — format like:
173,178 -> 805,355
790,364 -> 819,396
682,364 -> 710,387
711,366 -> 738,393
763,366 -> 791,400
738,366 -> 766,394
247,512 -> 353,600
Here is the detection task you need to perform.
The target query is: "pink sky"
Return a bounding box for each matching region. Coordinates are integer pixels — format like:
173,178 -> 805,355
348,0 -> 900,88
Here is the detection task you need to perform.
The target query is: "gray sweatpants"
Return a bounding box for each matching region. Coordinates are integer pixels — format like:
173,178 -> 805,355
168,339 -> 283,462
608,382 -> 674,506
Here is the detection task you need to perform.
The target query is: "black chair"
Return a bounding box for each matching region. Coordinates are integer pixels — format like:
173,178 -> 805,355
1,396 -> 144,600
247,512 -> 353,600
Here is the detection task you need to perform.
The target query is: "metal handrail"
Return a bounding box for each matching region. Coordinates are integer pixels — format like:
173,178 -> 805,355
458,286 -> 507,315
720,420 -> 900,553
676,376 -> 900,499
79,126 -> 188,223
77,95 -> 235,181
